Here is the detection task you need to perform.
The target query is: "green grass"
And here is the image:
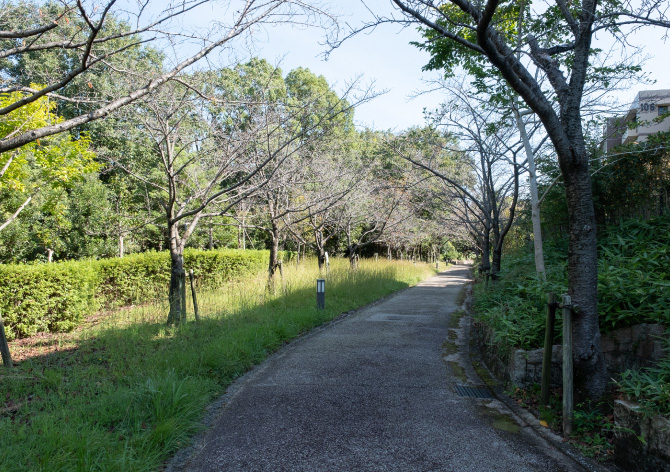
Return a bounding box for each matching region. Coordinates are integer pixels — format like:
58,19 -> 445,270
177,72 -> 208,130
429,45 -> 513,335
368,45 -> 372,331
0,257 -> 437,472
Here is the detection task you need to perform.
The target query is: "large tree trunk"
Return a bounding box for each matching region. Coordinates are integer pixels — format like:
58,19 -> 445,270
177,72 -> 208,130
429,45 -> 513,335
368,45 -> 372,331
167,223 -> 186,325
563,155 -> 608,399
480,228 -> 491,275
491,244 -> 502,276
317,248 -> 326,271
347,245 -> 358,269
314,229 -> 326,271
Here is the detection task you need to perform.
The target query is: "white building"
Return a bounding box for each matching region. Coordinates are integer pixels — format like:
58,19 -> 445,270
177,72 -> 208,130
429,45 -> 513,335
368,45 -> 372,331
603,89 -> 670,153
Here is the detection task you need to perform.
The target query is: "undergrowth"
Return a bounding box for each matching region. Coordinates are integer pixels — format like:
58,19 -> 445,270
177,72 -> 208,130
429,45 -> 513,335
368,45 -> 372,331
0,258 -> 436,472
473,214 -> 670,351
616,330 -> 670,418
510,386 -> 618,461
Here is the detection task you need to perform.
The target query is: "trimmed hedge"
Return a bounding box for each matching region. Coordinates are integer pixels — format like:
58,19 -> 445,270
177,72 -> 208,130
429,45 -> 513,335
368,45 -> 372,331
0,261 -> 99,340
0,249 -> 282,341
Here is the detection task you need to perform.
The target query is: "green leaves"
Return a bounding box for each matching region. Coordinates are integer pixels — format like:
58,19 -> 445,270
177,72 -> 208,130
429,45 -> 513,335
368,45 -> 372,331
597,216 -> 670,329
617,337 -> 670,418
0,87 -> 99,234
474,215 -> 670,351
0,249 -> 277,340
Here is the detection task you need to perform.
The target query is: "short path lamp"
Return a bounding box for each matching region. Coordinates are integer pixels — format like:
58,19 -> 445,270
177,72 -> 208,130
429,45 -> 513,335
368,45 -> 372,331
316,279 -> 325,310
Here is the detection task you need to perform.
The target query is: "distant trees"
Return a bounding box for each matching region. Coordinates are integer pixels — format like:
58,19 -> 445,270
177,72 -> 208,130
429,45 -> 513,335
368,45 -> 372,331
98,57 -> 364,322
0,0 -> 328,153
392,110 -> 520,278
0,1 -> 475,329
360,0 -> 670,399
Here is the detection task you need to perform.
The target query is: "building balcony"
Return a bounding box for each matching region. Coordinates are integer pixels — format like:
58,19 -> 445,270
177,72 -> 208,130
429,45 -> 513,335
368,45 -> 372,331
623,127 -> 639,144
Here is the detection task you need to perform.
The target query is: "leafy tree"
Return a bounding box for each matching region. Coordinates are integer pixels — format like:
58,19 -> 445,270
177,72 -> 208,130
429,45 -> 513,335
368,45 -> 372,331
0,0 -> 330,153
363,0 -> 670,399
227,60 -> 367,282
593,131 -> 670,224
393,116 -> 520,277
0,88 -> 97,232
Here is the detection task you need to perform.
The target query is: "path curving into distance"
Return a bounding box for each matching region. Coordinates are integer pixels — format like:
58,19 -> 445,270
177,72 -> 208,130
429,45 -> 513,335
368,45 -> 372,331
170,264 -> 593,472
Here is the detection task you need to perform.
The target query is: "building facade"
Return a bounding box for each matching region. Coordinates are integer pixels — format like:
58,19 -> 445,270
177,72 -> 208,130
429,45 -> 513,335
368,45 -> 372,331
602,89 -> 670,153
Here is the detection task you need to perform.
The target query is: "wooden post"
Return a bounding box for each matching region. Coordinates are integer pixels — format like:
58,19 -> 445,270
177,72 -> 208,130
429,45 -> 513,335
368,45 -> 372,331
189,269 -> 200,323
562,294 -> 573,437
541,292 -> 558,405
0,311 -> 14,368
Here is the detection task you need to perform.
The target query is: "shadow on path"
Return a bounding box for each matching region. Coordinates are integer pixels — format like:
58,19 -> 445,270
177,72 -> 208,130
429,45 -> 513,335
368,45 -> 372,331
170,265 -> 589,472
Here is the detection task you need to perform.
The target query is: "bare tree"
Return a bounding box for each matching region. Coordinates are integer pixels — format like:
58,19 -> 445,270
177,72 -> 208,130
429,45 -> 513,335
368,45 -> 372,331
107,78 -> 276,323
0,0 -> 331,154
393,104 -> 521,277
340,0 -> 670,398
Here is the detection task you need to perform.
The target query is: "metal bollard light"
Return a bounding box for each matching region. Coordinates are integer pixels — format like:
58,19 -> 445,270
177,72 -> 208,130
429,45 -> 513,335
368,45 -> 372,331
316,279 -> 325,309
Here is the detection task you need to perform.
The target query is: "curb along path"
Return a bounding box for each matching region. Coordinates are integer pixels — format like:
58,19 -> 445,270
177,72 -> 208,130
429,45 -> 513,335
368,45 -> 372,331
171,264 -> 588,471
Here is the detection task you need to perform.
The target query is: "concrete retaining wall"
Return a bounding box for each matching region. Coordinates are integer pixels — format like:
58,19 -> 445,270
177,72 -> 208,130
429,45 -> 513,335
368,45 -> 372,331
475,322 -> 667,389
613,400 -> 670,471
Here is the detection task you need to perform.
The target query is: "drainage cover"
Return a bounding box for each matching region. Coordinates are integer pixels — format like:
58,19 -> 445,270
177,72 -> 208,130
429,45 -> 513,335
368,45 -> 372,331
454,384 -> 494,399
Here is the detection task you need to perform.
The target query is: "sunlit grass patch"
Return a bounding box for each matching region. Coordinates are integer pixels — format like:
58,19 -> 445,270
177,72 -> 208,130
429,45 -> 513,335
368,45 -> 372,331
1,257 -> 437,471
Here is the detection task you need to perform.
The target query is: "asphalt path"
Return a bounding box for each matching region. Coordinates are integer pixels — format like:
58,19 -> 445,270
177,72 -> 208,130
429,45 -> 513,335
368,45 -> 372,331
170,264 -> 594,472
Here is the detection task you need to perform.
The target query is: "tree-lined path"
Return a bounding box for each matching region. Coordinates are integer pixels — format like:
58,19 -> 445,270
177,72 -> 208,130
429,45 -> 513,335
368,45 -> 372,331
170,265 -> 589,471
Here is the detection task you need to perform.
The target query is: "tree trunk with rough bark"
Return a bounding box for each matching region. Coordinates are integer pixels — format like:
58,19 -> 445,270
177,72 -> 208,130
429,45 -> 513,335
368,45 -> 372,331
267,222 -> 280,290
167,222 -> 186,325
562,149 -> 608,399
480,228 -> 491,275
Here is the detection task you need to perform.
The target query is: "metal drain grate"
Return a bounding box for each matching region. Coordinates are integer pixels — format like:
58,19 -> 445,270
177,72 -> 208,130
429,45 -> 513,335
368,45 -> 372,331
454,384 -> 494,399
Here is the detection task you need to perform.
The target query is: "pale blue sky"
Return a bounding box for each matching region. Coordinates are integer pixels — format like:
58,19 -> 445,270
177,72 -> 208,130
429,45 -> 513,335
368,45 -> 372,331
249,1 -> 444,131
195,0 -> 670,131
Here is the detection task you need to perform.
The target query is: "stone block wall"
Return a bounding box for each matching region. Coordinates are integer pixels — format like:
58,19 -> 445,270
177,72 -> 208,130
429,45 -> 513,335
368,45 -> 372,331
613,400 -> 670,471
601,324 -> 667,374
474,322 -> 667,389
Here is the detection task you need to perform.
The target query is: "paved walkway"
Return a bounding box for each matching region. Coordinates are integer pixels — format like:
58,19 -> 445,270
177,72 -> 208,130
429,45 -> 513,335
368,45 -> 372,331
171,265 -> 591,471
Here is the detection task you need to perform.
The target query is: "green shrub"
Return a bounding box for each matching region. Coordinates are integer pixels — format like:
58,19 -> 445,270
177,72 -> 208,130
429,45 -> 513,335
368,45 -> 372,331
474,215 -> 670,351
183,248 -> 271,291
597,216 -> 670,329
95,251 -> 172,308
1,249 -> 284,340
617,330 -> 670,418
0,261 -> 99,340
472,246 -> 567,351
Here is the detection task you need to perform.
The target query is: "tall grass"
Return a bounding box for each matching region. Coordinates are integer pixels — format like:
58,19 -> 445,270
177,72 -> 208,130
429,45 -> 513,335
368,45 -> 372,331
0,258 -> 436,472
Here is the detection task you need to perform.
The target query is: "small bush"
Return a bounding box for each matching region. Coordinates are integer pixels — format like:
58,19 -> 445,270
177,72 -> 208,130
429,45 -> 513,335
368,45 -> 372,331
95,251 -> 172,308
617,329 -> 670,418
0,261 -> 99,340
597,216 -> 670,329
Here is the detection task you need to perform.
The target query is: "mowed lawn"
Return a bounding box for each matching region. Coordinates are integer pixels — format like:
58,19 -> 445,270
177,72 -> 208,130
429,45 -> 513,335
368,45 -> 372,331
0,258 -> 437,472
